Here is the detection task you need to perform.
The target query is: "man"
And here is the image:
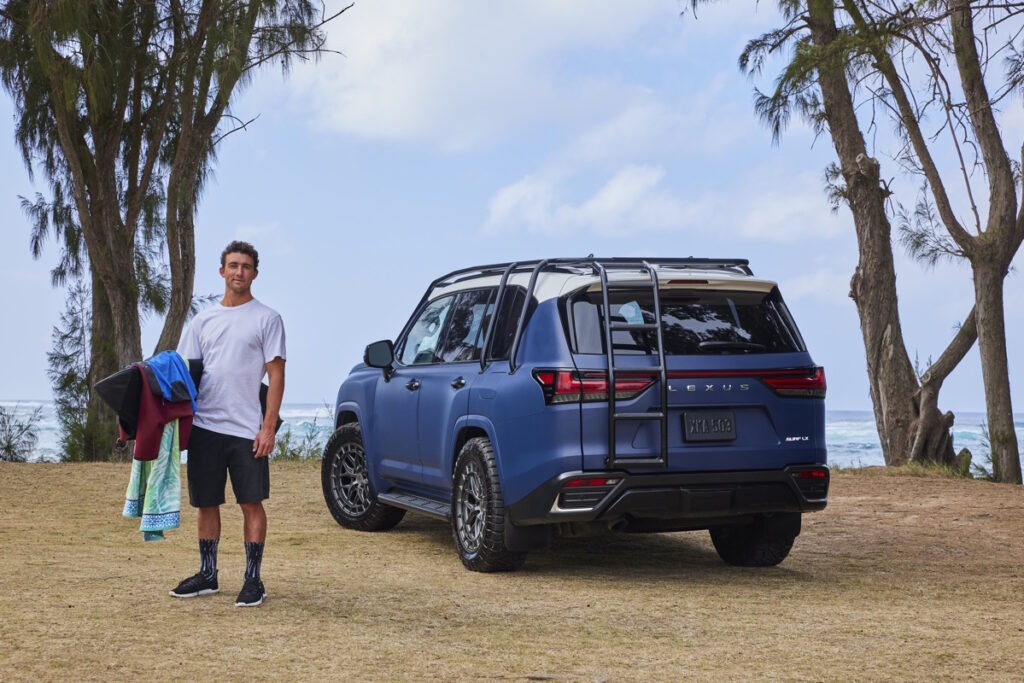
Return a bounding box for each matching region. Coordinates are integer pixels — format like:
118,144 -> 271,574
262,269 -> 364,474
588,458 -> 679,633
170,240 -> 285,607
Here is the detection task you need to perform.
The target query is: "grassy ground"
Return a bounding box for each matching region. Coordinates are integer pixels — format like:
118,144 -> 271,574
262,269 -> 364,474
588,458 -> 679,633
1,462 -> 1022,682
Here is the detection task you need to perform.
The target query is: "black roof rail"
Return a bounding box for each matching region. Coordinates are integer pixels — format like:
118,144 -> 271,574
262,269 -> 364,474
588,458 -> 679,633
427,257 -> 752,302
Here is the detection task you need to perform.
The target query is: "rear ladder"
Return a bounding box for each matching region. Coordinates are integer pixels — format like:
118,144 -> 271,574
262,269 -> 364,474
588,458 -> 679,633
595,261 -> 669,468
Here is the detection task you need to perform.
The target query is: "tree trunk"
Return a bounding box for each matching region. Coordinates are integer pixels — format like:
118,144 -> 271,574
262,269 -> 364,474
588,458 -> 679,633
910,308 -> 978,467
910,386 -> 957,467
808,0 -> 919,466
973,263 -> 1022,483
83,271 -> 119,462
105,264 -> 144,366
155,174 -> 198,353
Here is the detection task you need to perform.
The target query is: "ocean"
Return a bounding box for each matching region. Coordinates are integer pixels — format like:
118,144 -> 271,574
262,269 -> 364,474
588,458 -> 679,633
3,401 -> 1022,468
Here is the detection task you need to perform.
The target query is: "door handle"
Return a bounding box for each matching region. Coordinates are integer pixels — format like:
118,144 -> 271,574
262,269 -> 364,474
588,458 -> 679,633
451,377 -> 466,389
405,379 -> 420,391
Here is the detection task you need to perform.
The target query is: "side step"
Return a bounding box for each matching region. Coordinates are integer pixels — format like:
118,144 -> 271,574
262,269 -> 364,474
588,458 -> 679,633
378,491 -> 450,520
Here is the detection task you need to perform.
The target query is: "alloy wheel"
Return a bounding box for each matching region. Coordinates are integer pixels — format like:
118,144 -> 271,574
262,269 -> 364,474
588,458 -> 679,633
454,459 -> 486,553
331,442 -> 371,517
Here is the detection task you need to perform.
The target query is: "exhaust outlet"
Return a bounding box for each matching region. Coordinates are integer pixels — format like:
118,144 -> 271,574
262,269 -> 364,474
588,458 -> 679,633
608,518 -> 629,532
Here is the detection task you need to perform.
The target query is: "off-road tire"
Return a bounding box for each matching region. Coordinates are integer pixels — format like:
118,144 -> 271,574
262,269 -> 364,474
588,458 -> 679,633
709,513 -> 799,567
321,424 -> 405,531
451,437 -> 527,572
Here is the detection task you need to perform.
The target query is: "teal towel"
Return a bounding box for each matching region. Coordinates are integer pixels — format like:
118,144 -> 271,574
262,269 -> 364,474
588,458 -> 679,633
123,419 -> 181,541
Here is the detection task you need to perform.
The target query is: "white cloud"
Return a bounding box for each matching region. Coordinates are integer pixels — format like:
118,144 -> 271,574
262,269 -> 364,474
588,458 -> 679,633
482,115 -> 848,242
738,171 -> 847,241
288,0 -> 682,150
779,270 -> 851,303
484,164 -> 712,237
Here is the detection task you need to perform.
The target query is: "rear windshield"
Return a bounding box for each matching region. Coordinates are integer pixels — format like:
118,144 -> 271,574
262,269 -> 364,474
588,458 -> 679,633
569,287 -> 805,355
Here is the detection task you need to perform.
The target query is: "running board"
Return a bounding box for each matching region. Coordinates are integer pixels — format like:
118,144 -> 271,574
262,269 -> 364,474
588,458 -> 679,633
378,491 -> 450,520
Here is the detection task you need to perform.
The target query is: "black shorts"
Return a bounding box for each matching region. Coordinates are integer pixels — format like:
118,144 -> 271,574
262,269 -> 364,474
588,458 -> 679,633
186,426 -> 270,507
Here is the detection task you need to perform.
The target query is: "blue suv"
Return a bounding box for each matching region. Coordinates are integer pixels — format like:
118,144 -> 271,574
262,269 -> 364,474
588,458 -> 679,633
322,258 -> 828,572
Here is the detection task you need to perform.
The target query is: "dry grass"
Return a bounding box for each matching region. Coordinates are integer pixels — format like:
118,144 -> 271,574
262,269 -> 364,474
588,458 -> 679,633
1,462 -> 1022,682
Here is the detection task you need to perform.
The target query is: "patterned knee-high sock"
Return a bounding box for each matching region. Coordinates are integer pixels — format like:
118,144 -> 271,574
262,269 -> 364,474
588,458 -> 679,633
199,538 -> 219,580
244,541 -> 264,581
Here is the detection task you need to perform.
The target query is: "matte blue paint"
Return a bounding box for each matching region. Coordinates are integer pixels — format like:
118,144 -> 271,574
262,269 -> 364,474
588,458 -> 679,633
333,274 -> 826,512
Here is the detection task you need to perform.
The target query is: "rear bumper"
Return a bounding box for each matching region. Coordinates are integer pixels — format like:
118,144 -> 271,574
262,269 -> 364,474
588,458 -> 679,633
508,465 -> 828,530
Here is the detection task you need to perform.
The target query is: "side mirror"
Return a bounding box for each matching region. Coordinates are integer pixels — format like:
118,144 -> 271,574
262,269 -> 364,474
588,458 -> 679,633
364,339 -> 395,371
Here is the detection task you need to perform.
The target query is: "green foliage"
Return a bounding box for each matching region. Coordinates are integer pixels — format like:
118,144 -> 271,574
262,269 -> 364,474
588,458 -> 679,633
1,1 -> 347,451
46,278 -> 91,461
0,0 -> 343,303
896,184 -> 968,268
832,461 -> 969,479
970,422 -> 994,481
0,404 -> 42,462
273,406 -> 330,462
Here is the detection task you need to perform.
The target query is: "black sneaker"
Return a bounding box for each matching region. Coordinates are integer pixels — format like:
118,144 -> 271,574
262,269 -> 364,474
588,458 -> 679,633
170,571 -> 218,598
235,577 -> 266,607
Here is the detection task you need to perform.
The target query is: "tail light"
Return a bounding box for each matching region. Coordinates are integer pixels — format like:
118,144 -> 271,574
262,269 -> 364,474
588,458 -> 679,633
790,466 -> 829,500
760,367 -> 826,398
559,476 -> 620,509
532,369 -> 657,404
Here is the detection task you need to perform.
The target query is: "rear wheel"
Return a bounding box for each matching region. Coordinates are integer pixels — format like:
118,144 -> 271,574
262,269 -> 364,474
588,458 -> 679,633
321,424 -> 405,531
709,513 -> 800,567
451,437 -> 527,572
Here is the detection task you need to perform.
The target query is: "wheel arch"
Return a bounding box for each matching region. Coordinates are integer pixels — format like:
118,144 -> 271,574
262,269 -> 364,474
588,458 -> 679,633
451,415 -> 503,481
334,402 -> 362,430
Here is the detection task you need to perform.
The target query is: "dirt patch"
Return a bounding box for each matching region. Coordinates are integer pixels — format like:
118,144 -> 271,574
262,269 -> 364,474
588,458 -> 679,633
1,463 -> 1022,681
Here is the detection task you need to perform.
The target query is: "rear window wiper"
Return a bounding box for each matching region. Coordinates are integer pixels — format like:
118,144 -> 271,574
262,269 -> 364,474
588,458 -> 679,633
697,340 -> 766,352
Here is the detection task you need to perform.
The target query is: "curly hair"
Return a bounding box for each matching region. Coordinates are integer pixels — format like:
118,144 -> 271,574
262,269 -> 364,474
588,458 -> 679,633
220,240 -> 259,271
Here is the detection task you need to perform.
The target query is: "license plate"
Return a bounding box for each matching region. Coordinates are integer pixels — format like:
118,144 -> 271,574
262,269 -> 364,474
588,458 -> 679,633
683,410 -> 736,442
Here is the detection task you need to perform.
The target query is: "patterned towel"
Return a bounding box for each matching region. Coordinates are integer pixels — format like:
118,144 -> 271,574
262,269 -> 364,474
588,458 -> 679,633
123,419 -> 181,541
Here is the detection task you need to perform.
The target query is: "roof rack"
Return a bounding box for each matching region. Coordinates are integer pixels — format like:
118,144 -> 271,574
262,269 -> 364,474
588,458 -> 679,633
428,257 -> 751,300
469,257 -> 753,373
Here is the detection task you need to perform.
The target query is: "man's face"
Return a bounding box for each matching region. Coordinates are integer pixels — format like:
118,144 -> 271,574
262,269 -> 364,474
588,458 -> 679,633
220,252 -> 257,294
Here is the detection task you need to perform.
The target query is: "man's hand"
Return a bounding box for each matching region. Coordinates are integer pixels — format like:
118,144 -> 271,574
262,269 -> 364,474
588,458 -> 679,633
253,425 -> 275,458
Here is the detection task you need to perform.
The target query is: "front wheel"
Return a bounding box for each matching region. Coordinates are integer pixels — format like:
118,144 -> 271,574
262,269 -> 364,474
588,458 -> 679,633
451,437 -> 527,572
321,424 -> 405,531
709,513 -> 800,567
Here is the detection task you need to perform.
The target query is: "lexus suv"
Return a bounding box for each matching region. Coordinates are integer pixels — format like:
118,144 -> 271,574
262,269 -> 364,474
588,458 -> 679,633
322,258 -> 828,572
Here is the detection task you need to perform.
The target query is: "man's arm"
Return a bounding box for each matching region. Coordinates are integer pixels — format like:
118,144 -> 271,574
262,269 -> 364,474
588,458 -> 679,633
253,357 -> 285,457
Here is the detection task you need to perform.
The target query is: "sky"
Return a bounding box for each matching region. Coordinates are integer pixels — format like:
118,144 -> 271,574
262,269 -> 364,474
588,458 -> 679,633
0,0 -> 1021,413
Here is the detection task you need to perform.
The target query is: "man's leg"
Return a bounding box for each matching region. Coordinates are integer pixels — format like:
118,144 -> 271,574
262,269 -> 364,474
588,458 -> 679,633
230,435 -> 269,606
240,502 -> 266,542
238,502 -> 267,605
240,502 -> 266,581
173,427 -> 226,598
198,505 -> 222,539
197,505 -> 221,581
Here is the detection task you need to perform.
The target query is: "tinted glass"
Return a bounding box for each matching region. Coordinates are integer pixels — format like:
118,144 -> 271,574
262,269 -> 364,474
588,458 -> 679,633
571,288 -> 803,355
400,295 -> 455,365
485,286 -> 527,361
437,289 -> 494,363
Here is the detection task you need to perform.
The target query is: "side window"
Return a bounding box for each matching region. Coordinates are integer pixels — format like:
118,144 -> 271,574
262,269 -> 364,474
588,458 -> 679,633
486,286 -> 527,361
399,295 -> 455,365
436,289 -> 494,363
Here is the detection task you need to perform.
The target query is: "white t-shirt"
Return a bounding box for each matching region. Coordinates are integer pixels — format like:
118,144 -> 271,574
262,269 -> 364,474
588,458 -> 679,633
177,298 -> 286,439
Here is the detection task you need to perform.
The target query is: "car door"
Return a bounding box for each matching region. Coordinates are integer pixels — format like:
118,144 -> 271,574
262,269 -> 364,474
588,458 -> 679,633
370,294 -> 456,485
417,288 -> 495,492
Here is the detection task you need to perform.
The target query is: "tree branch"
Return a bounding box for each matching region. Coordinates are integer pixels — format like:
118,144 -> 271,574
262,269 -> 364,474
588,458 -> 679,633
920,308 -> 978,389
950,1 -> 1017,244
842,0 -> 976,251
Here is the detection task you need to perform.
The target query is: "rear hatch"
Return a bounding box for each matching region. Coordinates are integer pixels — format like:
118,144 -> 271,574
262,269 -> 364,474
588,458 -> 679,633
564,282 -> 826,473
